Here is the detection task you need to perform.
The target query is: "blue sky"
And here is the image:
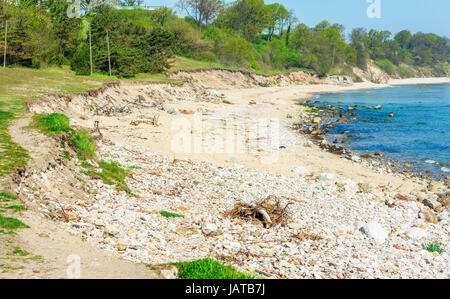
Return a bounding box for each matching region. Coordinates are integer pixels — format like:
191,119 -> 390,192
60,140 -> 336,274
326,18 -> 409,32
145,0 -> 450,38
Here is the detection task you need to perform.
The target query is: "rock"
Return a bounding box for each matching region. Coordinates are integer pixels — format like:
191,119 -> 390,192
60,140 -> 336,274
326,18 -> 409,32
103,225 -> 120,237
360,221 -> 388,244
351,155 -> 361,162
316,173 -> 335,181
406,227 -> 428,240
291,166 -> 310,176
419,208 -> 438,224
358,183 -> 372,193
336,179 -> 358,193
201,222 -> 218,236
312,117 -> 322,124
441,197 -> 450,209
115,245 -> 127,251
160,266 -> 179,279
422,198 -> 441,210
374,151 -> 384,157
167,107 -> 181,115
374,105 -> 382,110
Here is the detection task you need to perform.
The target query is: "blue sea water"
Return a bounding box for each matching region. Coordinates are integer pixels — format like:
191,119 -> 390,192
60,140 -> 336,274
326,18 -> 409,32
311,83 -> 450,179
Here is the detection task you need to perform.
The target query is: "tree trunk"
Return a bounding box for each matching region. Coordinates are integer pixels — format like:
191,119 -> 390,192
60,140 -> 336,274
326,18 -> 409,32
3,20 -> 7,68
285,25 -> 291,47
89,22 -> 93,75
106,30 -> 111,76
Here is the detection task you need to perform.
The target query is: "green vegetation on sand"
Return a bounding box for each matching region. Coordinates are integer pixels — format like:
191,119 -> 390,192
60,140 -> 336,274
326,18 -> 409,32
172,258 -> 255,279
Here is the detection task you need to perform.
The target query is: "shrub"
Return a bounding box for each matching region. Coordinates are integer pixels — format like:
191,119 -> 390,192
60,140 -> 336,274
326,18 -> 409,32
219,36 -> 259,68
375,59 -> 397,76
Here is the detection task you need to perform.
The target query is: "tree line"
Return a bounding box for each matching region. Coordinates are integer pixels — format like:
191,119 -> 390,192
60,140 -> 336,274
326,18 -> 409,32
1,0 -> 449,78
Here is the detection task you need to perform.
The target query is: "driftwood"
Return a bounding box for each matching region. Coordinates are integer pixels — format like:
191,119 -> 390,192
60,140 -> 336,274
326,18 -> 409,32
91,120 -> 103,140
225,196 -> 291,228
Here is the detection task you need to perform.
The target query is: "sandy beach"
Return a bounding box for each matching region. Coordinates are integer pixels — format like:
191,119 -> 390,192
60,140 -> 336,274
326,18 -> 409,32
9,71 -> 449,278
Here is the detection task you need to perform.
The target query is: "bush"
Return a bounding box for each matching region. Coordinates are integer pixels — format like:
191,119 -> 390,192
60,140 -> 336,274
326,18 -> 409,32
219,36 -> 259,68
397,65 -> 415,78
31,58 -> 41,69
375,59 -> 397,76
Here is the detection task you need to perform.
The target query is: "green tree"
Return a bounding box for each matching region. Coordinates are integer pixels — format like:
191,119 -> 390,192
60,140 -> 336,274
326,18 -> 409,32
214,0 -> 271,43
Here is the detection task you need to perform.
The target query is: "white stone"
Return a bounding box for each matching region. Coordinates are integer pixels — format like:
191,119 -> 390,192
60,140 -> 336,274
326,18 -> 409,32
201,222 -> 218,235
406,227 -> 428,240
291,166 -> 310,176
360,221 -> 388,244
316,173 -> 335,181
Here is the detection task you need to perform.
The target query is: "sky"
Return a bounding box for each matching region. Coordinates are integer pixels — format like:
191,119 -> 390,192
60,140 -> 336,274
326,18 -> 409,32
145,0 -> 450,38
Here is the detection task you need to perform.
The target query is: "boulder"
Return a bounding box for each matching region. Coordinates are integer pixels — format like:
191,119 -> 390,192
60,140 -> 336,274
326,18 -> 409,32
422,198 -> 441,210
360,221 -> 388,244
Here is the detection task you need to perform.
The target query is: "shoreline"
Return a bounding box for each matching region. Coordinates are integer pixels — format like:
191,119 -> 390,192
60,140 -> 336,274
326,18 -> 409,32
291,78 -> 450,182
8,71 -> 450,279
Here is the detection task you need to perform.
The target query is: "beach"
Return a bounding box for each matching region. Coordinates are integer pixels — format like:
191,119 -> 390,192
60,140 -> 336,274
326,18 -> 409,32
8,72 -> 449,278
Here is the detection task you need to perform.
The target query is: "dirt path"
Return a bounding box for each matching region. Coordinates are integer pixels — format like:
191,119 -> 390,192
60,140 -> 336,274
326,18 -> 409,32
0,117 -> 161,279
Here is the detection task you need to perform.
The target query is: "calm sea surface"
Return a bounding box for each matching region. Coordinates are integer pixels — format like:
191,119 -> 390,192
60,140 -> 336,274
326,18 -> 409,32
310,83 -> 450,179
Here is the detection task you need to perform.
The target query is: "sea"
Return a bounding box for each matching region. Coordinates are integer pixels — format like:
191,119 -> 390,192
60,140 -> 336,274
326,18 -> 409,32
309,83 -> 450,179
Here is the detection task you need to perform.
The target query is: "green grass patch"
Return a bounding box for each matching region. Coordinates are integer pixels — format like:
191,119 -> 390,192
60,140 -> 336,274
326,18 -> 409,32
0,230 -> 16,236
0,111 -> 30,176
70,129 -> 96,160
172,258 -> 255,279
0,215 -> 29,230
13,246 -> 29,256
0,192 -> 18,200
3,205 -> 27,212
32,113 -> 96,160
423,242 -> 445,254
82,160 -> 133,195
31,113 -> 72,136
160,211 -> 184,218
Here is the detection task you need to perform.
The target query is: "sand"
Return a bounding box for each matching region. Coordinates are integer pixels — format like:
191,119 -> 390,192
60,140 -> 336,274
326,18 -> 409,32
63,79 -> 435,195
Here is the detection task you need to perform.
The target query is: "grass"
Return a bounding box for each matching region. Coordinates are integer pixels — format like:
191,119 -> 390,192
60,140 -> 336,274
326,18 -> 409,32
423,242 -> 445,254
0,192 -> 17,200
32,113 -> 96,160
13,246 -> 29,256
31,113 -> 71,136
3,205 -> 27,213
82,160 -> 133,195
160,211 -> 184,218
70,129 -> 96,160
172,258 -> 255,279
0,215 -> 29,230
0,56 -> 311,177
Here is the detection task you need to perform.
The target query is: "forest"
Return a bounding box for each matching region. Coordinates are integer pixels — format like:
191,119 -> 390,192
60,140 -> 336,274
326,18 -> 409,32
1,0 -> 449,79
